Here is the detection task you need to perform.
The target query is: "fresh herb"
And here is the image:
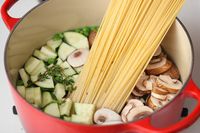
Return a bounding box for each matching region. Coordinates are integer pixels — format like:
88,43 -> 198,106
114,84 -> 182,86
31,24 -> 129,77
27,80 -> 35,87
37,65 -> 76,93
46,58 -> 56,65
53,33 -> 64,41
16,80 -> 24,86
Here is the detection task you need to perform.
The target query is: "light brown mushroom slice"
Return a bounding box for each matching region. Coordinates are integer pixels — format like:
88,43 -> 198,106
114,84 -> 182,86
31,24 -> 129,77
135,75 -> 151,93
127,99 -> 144,107
121,104 -> 133,122
152,86 -> 169,95
88,31 -> 97,48
156,75 -> 183,93
160,100 -> 169,106
147,96 -> 162,110
151,92 -> 167,101
146,57 -> 172,75
167,93 -> 177,101
153,46 -> 162,57
132,89 -> 144,97
122,99 -> 144,122
94,108 -> 121,125
126,106 -> 153,122
143,75 -> 158,91
163,65 -> 180,79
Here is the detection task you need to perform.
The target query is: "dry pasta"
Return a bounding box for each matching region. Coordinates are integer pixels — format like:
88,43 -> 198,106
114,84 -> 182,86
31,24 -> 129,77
70,0 -> 185,113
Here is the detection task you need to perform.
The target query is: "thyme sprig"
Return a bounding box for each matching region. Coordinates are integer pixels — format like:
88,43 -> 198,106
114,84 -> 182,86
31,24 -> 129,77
37,65 -> 76,93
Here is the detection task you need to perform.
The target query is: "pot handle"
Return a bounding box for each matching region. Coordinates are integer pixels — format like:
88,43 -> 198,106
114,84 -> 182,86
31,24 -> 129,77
1,0 -> 20,30
127,79 -> 200,133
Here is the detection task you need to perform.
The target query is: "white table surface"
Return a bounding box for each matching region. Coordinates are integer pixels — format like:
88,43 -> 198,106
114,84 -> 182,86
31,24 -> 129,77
0,0 -> 199,133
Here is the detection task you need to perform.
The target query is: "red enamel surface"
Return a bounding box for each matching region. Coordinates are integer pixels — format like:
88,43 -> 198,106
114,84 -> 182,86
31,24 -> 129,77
1,0 -> 200,132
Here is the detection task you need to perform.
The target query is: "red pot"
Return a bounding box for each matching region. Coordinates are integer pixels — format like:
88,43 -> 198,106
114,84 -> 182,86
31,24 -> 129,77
1,0 -> 200,133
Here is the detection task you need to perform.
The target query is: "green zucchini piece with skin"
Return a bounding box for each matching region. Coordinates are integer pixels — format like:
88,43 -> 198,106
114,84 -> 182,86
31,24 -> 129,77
63,116 -> 71,121
60,61 -> 76,76
44,103 -> 60,117
30,61 -> 46,76
19,68 -> 29,87
60,98 -> 72,116
17,86 -> 26,98
40,46 -> 57,59
74,66 -> 83,74
71,115 -> 92,124
56,58 -> 63,65
74,103 -> 95,116
54,83 -> 66,101
72,74 -> 79,83
47,39 -> 62,51
31,75 -> 38,82
25,87 -> 42,107
42,92 -> 54,107
58,43 -> 75,61
33,50 -> 48,61
25,57 -> 41,75
35,76 -> 54,88
64,32 -> 89,49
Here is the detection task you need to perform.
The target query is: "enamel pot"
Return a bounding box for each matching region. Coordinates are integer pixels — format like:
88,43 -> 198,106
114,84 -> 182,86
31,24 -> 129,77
1,0 -> 200,133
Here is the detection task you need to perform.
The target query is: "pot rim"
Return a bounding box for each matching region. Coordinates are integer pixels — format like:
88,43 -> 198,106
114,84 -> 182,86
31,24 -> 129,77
3,1 -> 195,127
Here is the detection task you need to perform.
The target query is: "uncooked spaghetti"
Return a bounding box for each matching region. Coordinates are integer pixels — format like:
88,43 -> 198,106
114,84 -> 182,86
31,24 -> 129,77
70,0 -> 185,113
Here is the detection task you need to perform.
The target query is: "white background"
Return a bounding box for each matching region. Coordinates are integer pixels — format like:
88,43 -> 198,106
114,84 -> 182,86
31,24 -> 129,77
0,0 -> 199,133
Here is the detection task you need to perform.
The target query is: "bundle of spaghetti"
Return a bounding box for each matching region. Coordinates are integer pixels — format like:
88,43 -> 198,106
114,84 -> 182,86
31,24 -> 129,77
70,0 -> 185,113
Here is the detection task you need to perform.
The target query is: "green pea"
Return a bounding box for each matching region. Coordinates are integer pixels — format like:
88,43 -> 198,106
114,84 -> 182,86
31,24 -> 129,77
74,29 -> 81,33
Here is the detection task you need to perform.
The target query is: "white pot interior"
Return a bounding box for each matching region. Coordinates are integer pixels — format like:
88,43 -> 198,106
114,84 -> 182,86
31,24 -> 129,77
6,0 -> 193,103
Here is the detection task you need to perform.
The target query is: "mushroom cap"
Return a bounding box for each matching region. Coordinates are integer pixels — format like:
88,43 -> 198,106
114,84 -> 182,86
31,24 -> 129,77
126,106 -> 153,122
67,48 -> 89,67
163,64 -> 180,79
156,75 -> 183,93
88,31 -> 97,48
94,108 -> 121,125
146,57 -> 172,75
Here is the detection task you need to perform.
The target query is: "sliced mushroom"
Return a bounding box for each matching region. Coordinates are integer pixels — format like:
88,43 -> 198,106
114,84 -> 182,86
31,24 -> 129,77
163,64 -> 180,79
126,106 -> 153,122
135,75 -> 151,94
121,104 -> 134,122
88,31 -> 97,48
121,99 -> 144,122
146,57 -> 172,75
166,93 -> 177,101
127,99 -> 144,107
143,75 -> 157,91
94,108 -> 122,125
127,94 -> 136,101
152,86 -> 169,95
146,96 -> 162,110
156,75 -> 183,93
67,48 -> 89,67
151,92 -> 167,101
132,88 -> 145,97
153,46 -> 162,57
